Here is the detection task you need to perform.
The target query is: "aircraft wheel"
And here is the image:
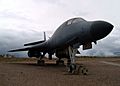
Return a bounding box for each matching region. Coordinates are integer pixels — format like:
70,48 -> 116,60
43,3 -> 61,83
68,64 -> 76,74
81,67 -> 88,75
37,60 -> 45,66
56,60 -> 64,65
77,65 -> 88,75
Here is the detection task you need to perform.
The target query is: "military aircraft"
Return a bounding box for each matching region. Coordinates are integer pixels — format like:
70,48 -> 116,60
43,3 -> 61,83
9,17 -> 113,74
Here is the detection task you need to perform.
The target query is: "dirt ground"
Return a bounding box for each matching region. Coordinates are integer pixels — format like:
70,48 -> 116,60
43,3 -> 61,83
0,57 -> 120,86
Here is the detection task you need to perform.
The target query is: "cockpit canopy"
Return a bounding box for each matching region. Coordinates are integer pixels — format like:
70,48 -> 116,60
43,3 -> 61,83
66,18 -> 86,25
59,17 -> 86,29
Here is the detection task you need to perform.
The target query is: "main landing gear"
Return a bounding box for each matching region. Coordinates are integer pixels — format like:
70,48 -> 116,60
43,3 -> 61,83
56,59 -> 64,65
66,46 -> 88,75
37,55 -> 45,66
37,60 -> 45,65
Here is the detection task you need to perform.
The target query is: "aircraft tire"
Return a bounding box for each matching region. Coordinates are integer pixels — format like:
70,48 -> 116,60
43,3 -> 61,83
37,60 -> 45,66
80,67 -> 88,75
56,60 -> 64,65
68,64 -> 76,74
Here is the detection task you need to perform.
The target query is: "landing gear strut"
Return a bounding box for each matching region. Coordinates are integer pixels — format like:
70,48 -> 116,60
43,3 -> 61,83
66,46 -> 88,75
37,55 -> 45,66
66,46 -> 77,74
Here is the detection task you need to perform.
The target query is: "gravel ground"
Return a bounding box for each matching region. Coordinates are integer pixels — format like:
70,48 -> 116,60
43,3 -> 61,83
0,57 -> 120,86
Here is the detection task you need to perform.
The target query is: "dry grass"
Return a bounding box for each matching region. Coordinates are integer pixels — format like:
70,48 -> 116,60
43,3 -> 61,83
0,57 -> 37,63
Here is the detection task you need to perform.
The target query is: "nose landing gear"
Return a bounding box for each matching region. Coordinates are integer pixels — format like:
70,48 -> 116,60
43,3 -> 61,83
66,63 -> 88,75
66,46 -> 88,75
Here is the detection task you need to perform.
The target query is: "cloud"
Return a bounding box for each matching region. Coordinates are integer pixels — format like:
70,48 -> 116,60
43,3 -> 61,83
0,0 -> 120,57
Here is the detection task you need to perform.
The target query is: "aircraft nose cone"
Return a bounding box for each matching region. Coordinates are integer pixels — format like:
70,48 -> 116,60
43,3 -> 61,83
90,21 -> 113,40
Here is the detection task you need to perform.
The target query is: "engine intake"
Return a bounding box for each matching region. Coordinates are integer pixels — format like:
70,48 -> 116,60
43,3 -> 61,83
55,48 -> 69,58
28,50 -> 41,58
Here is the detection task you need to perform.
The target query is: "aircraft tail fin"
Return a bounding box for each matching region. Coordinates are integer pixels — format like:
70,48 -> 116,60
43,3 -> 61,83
24,32 -> 46,46
44,32 -> 46,41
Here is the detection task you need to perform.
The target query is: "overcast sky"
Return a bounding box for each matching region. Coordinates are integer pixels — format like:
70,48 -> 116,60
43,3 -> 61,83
0,0 -> 120,57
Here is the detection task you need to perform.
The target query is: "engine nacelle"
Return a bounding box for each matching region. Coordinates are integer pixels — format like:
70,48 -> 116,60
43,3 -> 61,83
28,50 -> 41,58
55,48 -> 69,58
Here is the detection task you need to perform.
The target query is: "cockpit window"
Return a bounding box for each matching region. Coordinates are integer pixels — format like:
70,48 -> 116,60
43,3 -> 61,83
67,18 -> 84,25
72,18 -> 81,24
67,19 -> 73,25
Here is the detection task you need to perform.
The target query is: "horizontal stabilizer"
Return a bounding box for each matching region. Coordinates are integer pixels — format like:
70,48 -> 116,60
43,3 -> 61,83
24,40 -> 45,46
